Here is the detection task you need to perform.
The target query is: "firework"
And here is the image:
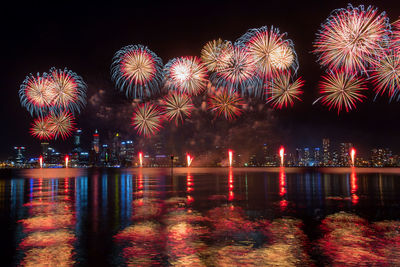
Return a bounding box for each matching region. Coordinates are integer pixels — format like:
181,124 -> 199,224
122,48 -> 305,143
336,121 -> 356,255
201,39 -> 233,72
314,4 -> 390,74
208,91 -> 244,120
393,18 -> 400,51
47,111 -> 76,140
211,46 -> 262,97
48,67 -> 87,114
19,73 -> 55,116
267,71 -> 304,109
370,50 -> 400,101
132,103 -> 163,137
111,45 -> 163,99
162,92 -> 194,125
30,117 -> 54,140
237,26 -> 298,79
164,56 -> 208,95
314,71 -> 367,113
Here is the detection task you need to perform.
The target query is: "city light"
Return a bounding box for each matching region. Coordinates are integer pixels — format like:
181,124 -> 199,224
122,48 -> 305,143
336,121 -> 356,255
351,147 -> 356,167
39,156 -> 43,169
138,152 -> 143,167
279,146 -> 285,167
228,149 -> 233,167
65,155 -> 69,168
186,153 -> 193,167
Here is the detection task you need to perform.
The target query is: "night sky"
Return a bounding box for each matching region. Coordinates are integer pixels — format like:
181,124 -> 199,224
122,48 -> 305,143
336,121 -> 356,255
2,0 -> 400,159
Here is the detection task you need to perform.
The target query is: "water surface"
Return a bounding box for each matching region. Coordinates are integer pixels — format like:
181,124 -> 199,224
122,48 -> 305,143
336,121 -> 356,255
1,167 -> 400,266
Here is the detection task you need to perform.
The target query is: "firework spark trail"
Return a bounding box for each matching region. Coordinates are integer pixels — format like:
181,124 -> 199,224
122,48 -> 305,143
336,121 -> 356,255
201,39 -> 233,72
48,67 -> 87,115
208,91 -> 244,120
211,46 -> 262,97
164,56 -> 208,95
267,71 -> 304,109
30,117 -> 54,140
237,26 -> 298,80
392,18 -> 400,51
111,45 -> 163,99
314,71 -> 367,114
370,50 -> 400,101
314,4 -> 390,75
47,111 -> 76,140
132,103 -> 163,137
19,73 -> 55,117
162,92 -> 194,125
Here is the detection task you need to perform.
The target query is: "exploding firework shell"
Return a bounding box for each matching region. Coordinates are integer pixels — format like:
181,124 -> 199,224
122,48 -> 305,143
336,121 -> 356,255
162,92 -> 194,125
314,4 -> 390,75
132,103 -> 163,137
30,116 -> 54,140
201,39 -> 233,72
47,111 -> 76,140
210,45 -> 262,97
208,90 -> 244,120
48,67 -> 87,115
370,50 -> 400,101
19,73 -> 54,116
392,18 -> 400,52
164,56 -> 208,95
111,44 -> 164,99
236,26 -> 298,80
315,70 -> 367,114
267,71 -> 304,109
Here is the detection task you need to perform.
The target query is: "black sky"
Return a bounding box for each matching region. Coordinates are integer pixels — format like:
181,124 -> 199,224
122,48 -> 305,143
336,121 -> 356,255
1,0 -> 400,159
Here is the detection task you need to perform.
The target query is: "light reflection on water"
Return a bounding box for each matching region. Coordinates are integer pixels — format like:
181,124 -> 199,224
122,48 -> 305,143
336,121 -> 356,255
0,167 -> 400,266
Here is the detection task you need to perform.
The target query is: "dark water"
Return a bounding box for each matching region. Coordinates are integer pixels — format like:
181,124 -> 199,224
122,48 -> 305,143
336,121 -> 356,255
1,167 -> 400,266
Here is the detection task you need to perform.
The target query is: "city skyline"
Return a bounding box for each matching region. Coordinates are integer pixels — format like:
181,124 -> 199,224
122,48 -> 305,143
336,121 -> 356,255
6,127 -> 400,168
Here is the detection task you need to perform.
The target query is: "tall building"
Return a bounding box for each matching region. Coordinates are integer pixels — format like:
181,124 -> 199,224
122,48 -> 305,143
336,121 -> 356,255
339,142 -> 353,166
92,129 -> 100,153
303,148 -> 310,166
74,129 -> 82,149
322,138 -> 330,166
314,147 -> 321,166
111,132 -> 120,165
41,142 -> 49,159
14,146 -> 26,165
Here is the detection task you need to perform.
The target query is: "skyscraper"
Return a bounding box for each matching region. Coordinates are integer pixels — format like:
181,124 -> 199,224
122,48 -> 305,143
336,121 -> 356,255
322,138 -> 330,166
74,129 -> 82,151
40,142 -> 49,159
92,129 -> 100,153
340,142 -> 353,166
14,146 -> 26,165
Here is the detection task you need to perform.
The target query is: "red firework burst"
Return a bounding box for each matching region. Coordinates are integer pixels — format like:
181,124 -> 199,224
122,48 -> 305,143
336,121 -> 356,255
314,5 -> 390,74
315,71 -> 367,114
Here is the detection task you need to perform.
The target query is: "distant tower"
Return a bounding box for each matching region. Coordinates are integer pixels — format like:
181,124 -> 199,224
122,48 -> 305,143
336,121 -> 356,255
74,129 -> 82,150
112,132 -> 120,164
92,129 -> 100,154
322,138 -> 330,166
40,142 -> 49,159
314,148 -> 321,166
14,146 -> 26,164
340,142 -> 353,166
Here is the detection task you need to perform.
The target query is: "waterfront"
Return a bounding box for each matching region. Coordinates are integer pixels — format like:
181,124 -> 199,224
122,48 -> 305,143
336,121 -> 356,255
1,167 -> 400,266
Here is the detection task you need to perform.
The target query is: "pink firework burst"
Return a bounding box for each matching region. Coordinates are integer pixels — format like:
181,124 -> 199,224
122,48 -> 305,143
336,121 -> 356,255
47,111 -> 76,140
30,117 -> 54,140
314,71 -> 367,114
132,103 -> 163,137
314,5 -> 390,74
164,56 -> 208,95
267,71 -> 304,109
